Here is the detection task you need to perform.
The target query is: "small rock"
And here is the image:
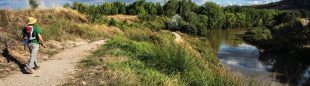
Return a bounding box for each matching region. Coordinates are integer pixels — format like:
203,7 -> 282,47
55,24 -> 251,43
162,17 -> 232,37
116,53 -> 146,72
82,81 -> 87,85
41,55 -> 49,61
100,81 -> 106,84
47,40 -> 63,49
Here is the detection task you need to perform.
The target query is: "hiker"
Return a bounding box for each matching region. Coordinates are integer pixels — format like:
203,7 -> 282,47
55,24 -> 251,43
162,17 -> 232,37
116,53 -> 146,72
21,17 -> 45,74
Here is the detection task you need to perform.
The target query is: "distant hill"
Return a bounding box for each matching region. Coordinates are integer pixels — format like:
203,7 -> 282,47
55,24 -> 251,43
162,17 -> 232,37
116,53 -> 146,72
253,0 -> 310,10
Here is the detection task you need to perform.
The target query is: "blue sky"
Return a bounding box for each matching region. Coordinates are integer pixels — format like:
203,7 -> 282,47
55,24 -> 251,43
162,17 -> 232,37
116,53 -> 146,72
206,0 -> 281,6
0,0 -> 282,9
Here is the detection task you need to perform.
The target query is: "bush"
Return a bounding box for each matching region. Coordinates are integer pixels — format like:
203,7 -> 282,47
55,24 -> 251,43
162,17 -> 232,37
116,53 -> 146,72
138,14 -> 156,21
180,24 -> 198,35
109,18 -> 117,26
243,27 -> 272,42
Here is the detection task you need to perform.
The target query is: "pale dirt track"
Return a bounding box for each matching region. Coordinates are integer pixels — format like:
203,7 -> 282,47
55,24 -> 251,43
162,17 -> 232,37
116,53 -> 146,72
172,32 -> 183,43
0,40 -> 106,86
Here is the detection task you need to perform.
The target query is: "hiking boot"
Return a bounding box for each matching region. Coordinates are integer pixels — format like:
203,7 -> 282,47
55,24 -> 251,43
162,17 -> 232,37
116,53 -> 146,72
25,66 -> 33,74
33,66 -> 40,70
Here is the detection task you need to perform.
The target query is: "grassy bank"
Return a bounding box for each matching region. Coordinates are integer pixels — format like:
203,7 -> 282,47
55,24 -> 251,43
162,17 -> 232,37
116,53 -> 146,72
64,25 -> 238,85
0,7 -> 261,85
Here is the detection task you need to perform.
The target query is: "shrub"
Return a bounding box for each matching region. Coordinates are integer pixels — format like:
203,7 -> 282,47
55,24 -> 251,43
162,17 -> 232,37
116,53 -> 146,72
180,24 -> 198,35
243,27 -> 272,42
109,18 -> 117,26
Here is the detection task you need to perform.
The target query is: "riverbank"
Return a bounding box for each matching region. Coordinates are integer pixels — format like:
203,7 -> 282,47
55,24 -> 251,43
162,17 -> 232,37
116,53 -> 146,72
63,17 -> 240,85
0,8 -> 241,85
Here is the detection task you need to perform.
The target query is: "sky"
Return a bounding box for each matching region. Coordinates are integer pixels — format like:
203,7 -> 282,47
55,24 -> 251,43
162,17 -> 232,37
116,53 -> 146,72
0,0 -> 282,9
206,0 -> 281,6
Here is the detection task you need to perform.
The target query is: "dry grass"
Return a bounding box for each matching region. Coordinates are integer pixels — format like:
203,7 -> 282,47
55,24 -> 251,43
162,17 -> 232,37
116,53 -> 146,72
106,14 -> 139,22
0,8 -> 120,78
64,29 -> 239,85
100,56 -> 128,64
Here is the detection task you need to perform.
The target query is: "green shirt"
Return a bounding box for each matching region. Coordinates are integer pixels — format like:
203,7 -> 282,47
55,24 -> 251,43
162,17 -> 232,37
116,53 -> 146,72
21,24 -> 41,44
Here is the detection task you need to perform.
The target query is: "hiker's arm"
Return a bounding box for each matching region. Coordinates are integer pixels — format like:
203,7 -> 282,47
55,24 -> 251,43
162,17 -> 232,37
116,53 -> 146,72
38,34 -> 46,47
21,28 -> 26,39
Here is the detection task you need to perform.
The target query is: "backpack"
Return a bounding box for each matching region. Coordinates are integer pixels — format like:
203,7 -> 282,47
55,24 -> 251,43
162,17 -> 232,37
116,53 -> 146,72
22,25 -> 36,45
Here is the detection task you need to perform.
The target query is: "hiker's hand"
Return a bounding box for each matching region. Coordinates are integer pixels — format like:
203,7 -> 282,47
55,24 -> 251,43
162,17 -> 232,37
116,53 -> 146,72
40,43 -> 46,48
24,46 -> 27,50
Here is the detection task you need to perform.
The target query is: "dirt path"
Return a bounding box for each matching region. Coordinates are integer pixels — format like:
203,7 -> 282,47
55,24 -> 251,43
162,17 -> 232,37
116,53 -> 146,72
0,40 -> 106,86
172,32 -> 183,43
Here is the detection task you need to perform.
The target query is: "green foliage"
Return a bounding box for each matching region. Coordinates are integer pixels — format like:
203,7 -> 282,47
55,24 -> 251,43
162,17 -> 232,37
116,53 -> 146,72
163,0 -> 179,17
156,3 -> 164,15
244,27 -> 272,42
244,12 -> 309,51
70,1 -> 287,37
109,18 -> 117,26
180,24 -> 198,35
71,31 -> 237,85
29,0 -> 38,9
271,19 -> 306,49
199,2 -> 225,29
70,0 -> 307,49
142,16 -> 168,31
63,3 -> 70,8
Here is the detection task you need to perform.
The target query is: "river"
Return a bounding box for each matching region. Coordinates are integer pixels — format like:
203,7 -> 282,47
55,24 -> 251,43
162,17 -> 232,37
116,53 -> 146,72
207,29 -> 310,86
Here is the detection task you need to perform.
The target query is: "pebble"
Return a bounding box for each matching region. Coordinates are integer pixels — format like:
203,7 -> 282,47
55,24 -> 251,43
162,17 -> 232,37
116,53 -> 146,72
82,81 -> 87,85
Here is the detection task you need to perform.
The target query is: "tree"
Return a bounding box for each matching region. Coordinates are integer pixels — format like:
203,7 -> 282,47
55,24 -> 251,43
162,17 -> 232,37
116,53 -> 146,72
235,13 -> 246,28
102,3 -> 112,15
144,3 -> 157,15
156,3 -> 164,15
163,0 -> 179,17
178,0 -> 192,21
63,3 -> 70,8
111,4 -> 119,15
72,2 -> 87,13
126,0 -> 148,15
113,2 -> 126,14
181,24 -> 198,35
199,2 -> 225,29
137,6 -> 147,15
224,13 -> 237,28
29,0 -> 39,9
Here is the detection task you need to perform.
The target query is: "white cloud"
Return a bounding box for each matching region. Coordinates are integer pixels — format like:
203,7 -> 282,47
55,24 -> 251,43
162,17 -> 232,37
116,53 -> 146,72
192,0 -> 208,5
248,0 -> 280,5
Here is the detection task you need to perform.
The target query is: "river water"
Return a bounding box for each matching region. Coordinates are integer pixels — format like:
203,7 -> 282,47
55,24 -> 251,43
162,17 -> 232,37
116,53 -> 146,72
207,29 -> 310,86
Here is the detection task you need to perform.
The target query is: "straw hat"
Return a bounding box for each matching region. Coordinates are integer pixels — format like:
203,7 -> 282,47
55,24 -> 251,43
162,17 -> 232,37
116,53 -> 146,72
27,17 -> 37,24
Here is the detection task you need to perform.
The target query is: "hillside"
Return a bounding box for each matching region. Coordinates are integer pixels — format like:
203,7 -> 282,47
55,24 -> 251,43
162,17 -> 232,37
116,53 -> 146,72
0,8 -> 120,78
253,0 -> 310,10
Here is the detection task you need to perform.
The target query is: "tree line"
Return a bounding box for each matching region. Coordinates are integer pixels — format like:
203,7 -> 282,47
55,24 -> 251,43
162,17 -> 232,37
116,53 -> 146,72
68,0 -> 309,50
68,0 -> 289,36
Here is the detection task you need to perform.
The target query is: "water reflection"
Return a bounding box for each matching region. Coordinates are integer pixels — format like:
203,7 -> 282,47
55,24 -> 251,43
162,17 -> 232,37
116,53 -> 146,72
211,29 -> 310,86
259,50 -> 310,86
